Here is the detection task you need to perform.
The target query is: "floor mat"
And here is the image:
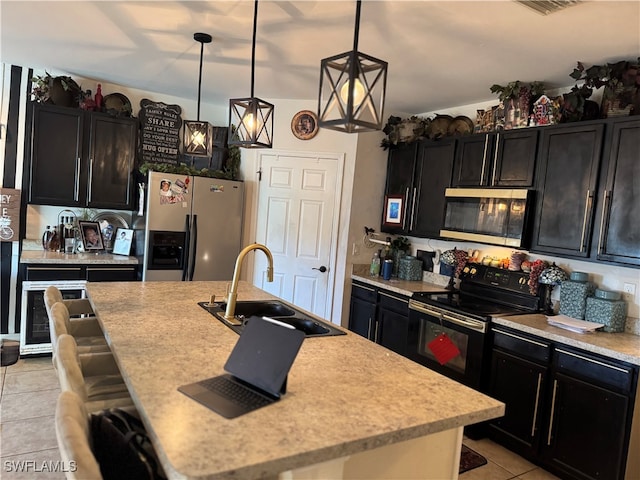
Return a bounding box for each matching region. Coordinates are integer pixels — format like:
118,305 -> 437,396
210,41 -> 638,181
459,444 -> 488,474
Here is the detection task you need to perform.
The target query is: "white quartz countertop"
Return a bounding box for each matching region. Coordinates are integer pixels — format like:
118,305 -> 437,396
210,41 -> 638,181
87,281 -> 504,480
20,250 -> 138,265
493,314 -> 640,366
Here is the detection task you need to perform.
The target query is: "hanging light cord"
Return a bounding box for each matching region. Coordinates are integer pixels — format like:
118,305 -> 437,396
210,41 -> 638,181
196,39 -> 204,121
353,0 -> 361,52
250,0 -> 259,98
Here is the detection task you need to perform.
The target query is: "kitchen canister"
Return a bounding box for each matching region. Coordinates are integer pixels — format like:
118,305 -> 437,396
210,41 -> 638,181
398,256 -> 423,281
559,271 -> 595,320
585,289 -> 627,333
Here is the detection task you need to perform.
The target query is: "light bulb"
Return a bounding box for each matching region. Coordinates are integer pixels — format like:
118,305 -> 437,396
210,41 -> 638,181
340,78 -> 366,107
191,131 -> 206,148
242,111 -> 262,136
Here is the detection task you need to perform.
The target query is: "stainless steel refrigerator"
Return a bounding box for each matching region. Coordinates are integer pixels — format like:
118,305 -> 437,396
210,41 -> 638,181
141,171 -> 244,281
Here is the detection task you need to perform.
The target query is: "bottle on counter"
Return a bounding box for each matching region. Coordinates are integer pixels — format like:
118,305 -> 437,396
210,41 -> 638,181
370,250 -> 381,277
49,226 -> 60,252
42,226 -> 53,251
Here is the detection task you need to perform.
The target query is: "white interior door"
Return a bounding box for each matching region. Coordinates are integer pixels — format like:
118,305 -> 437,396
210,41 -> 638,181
253,151 -> 343,321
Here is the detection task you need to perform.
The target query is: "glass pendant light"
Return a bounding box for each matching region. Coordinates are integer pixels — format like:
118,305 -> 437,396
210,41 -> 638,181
183,33 -> 213,157
228,0 -> 274,148
318,0 -> 388,133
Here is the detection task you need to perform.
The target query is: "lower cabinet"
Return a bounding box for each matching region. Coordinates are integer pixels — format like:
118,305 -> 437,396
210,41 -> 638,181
348,280 -> 410,357
489,326 -> 637,480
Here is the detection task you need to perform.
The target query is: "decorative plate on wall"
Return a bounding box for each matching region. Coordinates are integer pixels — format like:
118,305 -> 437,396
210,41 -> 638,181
291,110 -> 319,140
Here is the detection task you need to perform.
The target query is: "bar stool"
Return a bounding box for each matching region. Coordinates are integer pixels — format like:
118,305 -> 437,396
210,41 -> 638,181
49,303 -> 110,359
54,334 -> 133,412
44,285 -> 95,318
55,390 -> 103,480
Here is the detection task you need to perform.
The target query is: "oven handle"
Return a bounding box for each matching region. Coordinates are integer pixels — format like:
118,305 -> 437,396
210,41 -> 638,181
410,301 -> 486,332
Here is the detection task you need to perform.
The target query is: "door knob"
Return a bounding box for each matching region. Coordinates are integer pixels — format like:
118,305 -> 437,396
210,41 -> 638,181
313,266 -> 327,273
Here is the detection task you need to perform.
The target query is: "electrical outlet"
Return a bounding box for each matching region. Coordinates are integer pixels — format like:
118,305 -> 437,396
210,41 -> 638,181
622,282 -> 637,302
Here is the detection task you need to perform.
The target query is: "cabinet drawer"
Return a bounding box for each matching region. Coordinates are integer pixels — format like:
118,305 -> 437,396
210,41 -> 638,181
492,327 -> 551,365
351,281 -> 377,302
86,266 -> 138,282
378,290 -> 409,315
554,346 -> 635,394
24,265 -> 85,281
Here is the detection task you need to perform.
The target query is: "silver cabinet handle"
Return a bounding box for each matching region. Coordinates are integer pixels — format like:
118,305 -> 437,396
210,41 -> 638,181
556,348 -> 630,374
492,133 -> 500,185
547,379 -> 558,446
494,328 -> 550,348
531,373 -> 542,438
379,291 -> 409,304
579,189 -> 593,253
597,190 -> 610,255
74,158 -> 81,201
480,135 -> 489,185
410,187 -> 417,231
403,187 -> 409,230
87,158 -> 94,202
354,284 -> 375,293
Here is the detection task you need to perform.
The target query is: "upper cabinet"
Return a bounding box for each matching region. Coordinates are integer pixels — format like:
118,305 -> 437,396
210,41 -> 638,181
381,142 -> 419,235
591,118 -> 640,266
530,123 -> 604,257
452,129 -> 538,187
28,103 -> 137,210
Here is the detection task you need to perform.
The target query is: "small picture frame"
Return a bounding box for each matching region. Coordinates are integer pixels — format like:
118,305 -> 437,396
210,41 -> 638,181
78,221 -> 104,251
112,228 -> 134,256
291,110 -> 319,140
383,195 -> 404,227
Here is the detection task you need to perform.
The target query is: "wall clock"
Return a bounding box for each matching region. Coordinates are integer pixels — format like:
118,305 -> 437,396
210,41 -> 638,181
291,110 -> 319,140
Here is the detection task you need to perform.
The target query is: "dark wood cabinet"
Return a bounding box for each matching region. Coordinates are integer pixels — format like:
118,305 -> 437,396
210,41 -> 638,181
349,281 -> 410,357
452,130 -> 538,187
530,123 -> 605,257
489,326 -> 638,480
381,143 -> 418,234
592,118 -> 640,266
375,290 -> 410,356
23,263 -> 140,282
28,103 -> 137,209
410,139 -> 455,238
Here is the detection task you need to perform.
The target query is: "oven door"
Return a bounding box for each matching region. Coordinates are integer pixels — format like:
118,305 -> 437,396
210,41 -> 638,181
408,300 -> 489,390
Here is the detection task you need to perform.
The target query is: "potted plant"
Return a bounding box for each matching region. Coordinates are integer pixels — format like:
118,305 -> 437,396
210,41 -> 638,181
569,59 -> 640,117
31,72 -> 82,107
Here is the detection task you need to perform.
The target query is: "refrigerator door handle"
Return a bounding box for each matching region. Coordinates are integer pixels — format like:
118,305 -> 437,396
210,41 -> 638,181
189,215 -> 198,281
182,214 -> 191,281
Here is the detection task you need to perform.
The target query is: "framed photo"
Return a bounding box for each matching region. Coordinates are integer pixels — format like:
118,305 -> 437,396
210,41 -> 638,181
291,110 -> 319,140
78,221 -> 104,251
112,228 -> 134,256
383,195 -> 404,227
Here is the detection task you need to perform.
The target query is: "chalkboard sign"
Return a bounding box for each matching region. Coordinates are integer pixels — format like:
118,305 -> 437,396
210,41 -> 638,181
138,99 -> 182,165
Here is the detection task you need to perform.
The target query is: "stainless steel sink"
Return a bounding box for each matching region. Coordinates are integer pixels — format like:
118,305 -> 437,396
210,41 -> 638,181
198,300 -> 346,337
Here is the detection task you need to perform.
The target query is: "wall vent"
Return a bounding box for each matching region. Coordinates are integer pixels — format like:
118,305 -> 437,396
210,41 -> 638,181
515,0 -> 582,15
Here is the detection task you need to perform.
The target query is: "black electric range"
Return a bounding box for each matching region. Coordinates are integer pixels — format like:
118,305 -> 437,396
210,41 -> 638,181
411,264 -> 541,321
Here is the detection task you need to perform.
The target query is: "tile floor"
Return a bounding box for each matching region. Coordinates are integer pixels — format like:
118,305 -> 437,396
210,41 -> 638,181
1,355 -> 560,480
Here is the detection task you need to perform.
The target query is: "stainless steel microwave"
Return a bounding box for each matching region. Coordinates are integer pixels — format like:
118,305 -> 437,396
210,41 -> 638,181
439,188 -> 532,247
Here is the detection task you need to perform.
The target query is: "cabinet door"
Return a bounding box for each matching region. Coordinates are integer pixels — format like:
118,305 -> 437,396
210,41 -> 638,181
488,349 -> 547,458
594,118 -> 640,266
381,143 -> 418,234
349,291 -> 377,340
492,130 -> 538,187
543,373 -> 629,480
376,291 -> 410,356
410,139 -> 455,238
530,124 -> 604,257
452,134 -> 494,186
29,104 -> 85,206
86,114 -> 137,209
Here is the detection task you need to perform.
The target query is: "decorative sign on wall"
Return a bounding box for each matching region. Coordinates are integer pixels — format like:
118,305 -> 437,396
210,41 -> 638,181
0,188 -> 21,242
138,99 -> 183,165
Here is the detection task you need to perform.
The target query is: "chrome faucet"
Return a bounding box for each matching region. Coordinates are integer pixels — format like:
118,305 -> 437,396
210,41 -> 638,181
224,243 -> 274,321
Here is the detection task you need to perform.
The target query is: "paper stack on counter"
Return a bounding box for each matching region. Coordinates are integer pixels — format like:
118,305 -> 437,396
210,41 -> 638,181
547,314 -> 604,333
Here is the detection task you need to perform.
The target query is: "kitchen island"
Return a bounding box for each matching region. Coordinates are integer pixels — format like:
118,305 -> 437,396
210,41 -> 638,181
87,281 -> 504,480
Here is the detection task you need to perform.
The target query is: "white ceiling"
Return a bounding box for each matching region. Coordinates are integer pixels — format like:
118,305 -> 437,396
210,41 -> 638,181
1,0 -> 639,116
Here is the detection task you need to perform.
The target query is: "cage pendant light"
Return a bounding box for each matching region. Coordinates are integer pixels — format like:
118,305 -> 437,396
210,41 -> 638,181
318,0 -> 388,133
228,0 -> 274,148
183,32 -> 213,157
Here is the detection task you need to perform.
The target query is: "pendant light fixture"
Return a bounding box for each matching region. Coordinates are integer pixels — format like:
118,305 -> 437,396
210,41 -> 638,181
228,0 -> 274,148
318,0 -> 388,133
183,32 -> 213,157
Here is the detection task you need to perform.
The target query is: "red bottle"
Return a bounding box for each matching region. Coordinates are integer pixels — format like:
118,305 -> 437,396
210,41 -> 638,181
95,84 -> 103,110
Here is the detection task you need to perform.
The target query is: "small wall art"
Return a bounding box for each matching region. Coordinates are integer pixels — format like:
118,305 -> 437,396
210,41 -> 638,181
383,195 -> 404,227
